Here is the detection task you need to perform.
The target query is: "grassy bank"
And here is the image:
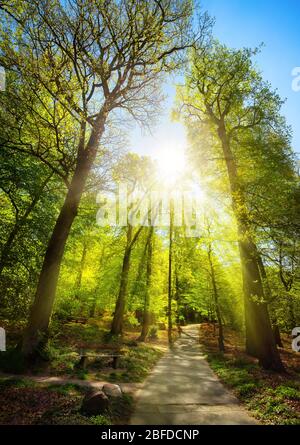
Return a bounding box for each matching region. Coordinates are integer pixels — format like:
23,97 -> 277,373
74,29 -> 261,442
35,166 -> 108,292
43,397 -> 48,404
200,323 -> 300,425
0,316 -> 166,382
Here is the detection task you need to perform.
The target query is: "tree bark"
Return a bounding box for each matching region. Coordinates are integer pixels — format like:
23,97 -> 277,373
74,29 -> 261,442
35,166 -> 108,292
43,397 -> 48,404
110,226 -> 133,336
257,255 -> 284,348
207,242 -> 225,352
110,222 -> 144,336
139,227 -> 153,342
74,240 -> 88,299
22,114 -> 107,357
288,298 -> 296,330
168,201 -> 174,345
89,246 -> 105,318
273,323 -> 283,348
217,122 -> 284,371
278,242 -> 296,329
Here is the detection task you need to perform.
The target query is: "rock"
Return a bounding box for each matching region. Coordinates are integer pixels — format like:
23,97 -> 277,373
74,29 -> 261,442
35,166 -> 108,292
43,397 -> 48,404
103,383 -> 122,398
81,390 -> 109,415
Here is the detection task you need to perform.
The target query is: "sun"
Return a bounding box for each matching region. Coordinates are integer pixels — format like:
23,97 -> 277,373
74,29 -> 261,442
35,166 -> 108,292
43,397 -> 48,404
155,146 -> 186,184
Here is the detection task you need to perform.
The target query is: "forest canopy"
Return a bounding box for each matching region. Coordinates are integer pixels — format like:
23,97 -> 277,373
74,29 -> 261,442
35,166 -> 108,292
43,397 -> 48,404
0,0 -> 299,381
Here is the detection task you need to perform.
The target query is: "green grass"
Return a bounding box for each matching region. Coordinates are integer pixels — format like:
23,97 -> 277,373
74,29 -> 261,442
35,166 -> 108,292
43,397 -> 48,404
43,321 -> 164,382
205,352 -> 300,425
52,342 -> 164,383
89,415 -> 111,425
0,377 -> 35,389
0,321 -> 164,389
112,344 -> 163,382
248,386 -> 300,425
47,382 -> 86,395
275,385 -> 300,401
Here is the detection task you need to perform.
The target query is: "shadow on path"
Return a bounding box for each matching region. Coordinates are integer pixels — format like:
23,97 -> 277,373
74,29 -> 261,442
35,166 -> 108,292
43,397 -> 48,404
130,324 -> 258,425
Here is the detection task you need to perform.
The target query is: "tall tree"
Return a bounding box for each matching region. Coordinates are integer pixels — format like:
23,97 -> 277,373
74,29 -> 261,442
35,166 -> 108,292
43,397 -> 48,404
205,232 -> 225,352
0,0 -> 209,356
177,43 -> 286,371
167,199 -> 174,345
138,227 -> 154,342
110,153 -> 156,336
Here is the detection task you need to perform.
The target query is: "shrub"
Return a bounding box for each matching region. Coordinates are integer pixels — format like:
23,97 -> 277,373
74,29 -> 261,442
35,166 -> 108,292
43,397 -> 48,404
148,325 -> 158,339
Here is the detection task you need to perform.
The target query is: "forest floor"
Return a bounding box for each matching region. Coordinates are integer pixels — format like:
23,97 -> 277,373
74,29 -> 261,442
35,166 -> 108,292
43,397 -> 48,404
199,323 -> 300,425
1,319 -> 299,425
0,317 -> 171,425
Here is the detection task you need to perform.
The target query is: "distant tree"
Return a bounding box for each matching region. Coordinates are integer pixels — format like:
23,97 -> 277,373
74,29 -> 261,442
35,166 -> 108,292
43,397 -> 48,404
138,227 -> 154,342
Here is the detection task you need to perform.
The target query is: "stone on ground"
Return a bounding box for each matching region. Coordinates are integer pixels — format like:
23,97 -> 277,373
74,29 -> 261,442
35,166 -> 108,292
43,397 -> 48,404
81,390 -> 109,415
103,383 -> 122,398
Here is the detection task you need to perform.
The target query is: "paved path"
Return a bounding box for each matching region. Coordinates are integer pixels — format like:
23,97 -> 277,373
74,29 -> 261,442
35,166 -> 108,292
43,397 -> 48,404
130,325 -> 257,425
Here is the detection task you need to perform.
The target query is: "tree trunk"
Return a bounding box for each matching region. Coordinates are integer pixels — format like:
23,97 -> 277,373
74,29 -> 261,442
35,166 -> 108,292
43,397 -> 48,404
89,246 -> 105,318
288,298 -> 296,330
278,241 -> 296,330
257,255 -> 284,348
239,239 -> 283,367
22,115 -> 106,357
168,201 -> 174,345
74,241 -> 88,299
174,269 -> 181,327
110,226 -> 133,336
218,123 -> 284,371
139,228 -> 153,342
89,300 -> 96,318
130,235 -> 149,301
273,323 -> 283,348
207,242 -> 225,352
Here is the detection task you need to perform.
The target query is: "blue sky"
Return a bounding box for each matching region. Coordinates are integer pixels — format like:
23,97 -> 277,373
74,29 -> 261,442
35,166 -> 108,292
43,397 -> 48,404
129,0 -> 300,159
